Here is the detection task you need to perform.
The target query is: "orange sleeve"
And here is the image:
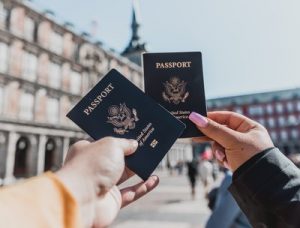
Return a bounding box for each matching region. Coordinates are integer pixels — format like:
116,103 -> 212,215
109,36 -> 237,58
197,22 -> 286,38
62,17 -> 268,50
0,172 -> 81,228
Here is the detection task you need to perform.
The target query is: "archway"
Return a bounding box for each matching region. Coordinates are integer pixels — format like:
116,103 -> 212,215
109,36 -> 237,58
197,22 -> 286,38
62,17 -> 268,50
13,136 -> 30,178
44,138 -> 56,171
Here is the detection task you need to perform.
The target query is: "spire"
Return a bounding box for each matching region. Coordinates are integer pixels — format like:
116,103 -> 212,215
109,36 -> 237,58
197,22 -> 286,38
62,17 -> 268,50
122,0 -> 146,66
131,0 -> 141,42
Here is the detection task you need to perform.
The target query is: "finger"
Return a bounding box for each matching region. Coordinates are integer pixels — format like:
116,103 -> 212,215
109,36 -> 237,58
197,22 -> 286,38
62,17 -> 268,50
211,142 -> 226,163
208,111 -> 258,132
120,175 -> 159,208
192,136 -> 213,143
71,139 -> 91,148
97,137 -> 139,156
64,140 -> 91,163
189,112 -> 239,147
118,167 -> 135,185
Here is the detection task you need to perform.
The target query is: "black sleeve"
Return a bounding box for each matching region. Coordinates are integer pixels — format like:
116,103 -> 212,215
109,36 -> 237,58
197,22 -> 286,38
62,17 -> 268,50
229,147 -> 300,228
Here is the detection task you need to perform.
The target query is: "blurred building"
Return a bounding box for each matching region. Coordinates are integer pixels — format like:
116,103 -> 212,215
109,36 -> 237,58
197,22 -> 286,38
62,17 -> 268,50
122,0 -> 146,66
207,88 -> 300,155
0,0 -> 143,184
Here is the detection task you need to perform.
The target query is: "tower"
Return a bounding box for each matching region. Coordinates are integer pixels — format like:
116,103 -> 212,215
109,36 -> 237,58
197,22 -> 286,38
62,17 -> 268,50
122,0 -> 146,66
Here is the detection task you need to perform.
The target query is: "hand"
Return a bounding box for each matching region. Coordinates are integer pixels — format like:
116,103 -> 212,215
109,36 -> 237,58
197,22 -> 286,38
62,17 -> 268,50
189,111 -> 274,171
56,137 -> 159,228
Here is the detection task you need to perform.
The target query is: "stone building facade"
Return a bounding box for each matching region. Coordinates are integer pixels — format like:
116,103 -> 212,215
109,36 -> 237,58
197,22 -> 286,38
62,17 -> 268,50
207,88 -> 300,155
0,0 -> 143,184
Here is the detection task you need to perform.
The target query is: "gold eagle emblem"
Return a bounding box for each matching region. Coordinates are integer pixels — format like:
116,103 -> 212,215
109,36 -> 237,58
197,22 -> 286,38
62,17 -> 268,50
162,77 -> 189,105
107,103 -> 139,135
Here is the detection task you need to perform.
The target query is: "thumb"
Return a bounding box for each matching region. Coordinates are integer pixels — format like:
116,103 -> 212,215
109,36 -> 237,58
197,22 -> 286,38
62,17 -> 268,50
189,112 -> 238,147
101,137 -> 138,156
116,138 -> 139,156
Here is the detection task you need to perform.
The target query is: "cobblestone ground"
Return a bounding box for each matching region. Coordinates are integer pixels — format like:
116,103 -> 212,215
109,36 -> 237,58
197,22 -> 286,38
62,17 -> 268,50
112,170 -> 211,228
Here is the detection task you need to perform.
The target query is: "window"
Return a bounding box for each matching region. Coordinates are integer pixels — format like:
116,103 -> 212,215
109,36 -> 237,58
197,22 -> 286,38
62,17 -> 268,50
268,117 -> 275,128
22,52 -> 37,81
278,116 -> 285,127
10,8 -> 25,37
0,42 -> 8,73
49,62 -> 61,89
0,86 -> 3,114
288,115 -> 297,126
234,107 -> 243,114
47,97 -> 59,124
24,17 -> 35,41
19,92 -> 34,120
286,101 -> 294,113
258,118 -> 265,126
276,103 -> 284,114
297,101 -> 300,112
248,105 -> 264,116
280,130 -> 288,140
270,131 -> 278,141
0,2 -> 8,29
291,129 -> 299,139
266,104 -> 274,115
50,31 -> 63,55
10,41 -> 23,76
70,71 -> 81,94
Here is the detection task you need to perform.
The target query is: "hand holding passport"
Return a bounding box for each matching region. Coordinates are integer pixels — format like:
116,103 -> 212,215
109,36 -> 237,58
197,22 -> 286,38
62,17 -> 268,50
67,52 -> 207,181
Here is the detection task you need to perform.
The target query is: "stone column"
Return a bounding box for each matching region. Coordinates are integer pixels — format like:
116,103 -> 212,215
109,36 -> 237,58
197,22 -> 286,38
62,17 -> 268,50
37,135 -> 46,174
4,132 -> 18,184
62,137 -> 70,162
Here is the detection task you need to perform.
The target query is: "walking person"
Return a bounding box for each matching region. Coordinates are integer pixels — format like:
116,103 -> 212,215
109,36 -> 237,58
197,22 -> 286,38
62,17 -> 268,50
186,159 -> 198,199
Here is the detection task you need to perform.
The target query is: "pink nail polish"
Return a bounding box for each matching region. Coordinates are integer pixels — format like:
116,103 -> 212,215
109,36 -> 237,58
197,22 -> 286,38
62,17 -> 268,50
189,112 -> 208,127
215,149 -> 225,161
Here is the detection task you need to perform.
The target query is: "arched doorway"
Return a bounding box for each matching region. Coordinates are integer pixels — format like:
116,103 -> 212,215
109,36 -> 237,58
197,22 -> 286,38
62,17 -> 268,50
44,138 -> 56,171
13,136 -> 30,178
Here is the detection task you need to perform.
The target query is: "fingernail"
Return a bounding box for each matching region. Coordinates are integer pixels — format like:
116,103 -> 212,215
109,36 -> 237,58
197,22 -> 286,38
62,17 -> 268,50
131,140 -> 139,148
148,175 -> 159,185
215,149 -> 225,161
189,112 -> 208,128
151,175 -> 158,182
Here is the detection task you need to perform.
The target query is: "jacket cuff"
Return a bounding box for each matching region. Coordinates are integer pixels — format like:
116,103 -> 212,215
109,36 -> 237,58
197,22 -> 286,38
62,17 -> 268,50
229,147 -> 290,198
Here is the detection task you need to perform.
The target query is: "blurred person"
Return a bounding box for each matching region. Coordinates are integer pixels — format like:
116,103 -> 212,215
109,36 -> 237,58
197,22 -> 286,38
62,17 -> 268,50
205,169 -> 251,228
189,111 -> 300,227
186,158 -> 198,199
211,159 -> 220,181
176,160 -> 184,175
199,148 -> 214,194
0,137 -> 159,228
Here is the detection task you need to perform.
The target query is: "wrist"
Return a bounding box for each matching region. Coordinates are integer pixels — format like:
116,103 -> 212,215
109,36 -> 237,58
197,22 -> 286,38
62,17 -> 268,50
55,165 -> 96,205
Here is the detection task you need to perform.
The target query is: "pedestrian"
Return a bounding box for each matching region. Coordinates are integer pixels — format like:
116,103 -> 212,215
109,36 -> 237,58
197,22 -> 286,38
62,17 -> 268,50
205,170 -> 251,228
189,111 -> 300,227
199,148 -> 214,194
0,137 -> 159,228
186,159 -> 198,199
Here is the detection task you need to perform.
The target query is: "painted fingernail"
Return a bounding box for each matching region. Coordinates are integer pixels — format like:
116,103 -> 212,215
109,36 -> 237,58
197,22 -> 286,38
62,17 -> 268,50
189,112 -> 208,128
215,149 -> 225,161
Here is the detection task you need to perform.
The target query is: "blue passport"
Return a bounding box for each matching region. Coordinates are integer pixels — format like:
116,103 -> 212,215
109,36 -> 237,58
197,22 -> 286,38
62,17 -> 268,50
143,52 -> 207,138
67,69 -> 185,180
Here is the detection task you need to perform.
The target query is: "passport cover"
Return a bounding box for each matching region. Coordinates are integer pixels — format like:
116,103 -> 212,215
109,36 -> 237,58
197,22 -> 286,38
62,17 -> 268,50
67,69 -> 185,180
143,51 -> 207,138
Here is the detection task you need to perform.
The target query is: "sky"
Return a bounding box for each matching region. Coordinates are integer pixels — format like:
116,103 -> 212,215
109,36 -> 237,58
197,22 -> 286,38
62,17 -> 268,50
33,0 -> 300,99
